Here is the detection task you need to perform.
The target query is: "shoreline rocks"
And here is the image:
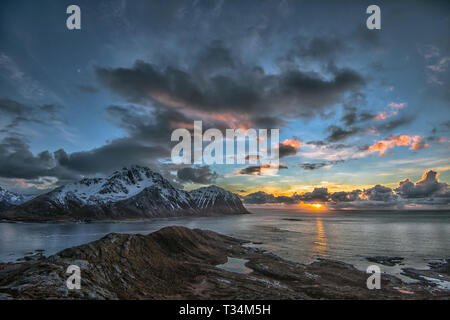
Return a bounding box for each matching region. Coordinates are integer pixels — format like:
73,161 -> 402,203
366,256 -> 405,266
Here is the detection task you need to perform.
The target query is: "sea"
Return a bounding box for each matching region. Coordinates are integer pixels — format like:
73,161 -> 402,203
1,208 -> 449,281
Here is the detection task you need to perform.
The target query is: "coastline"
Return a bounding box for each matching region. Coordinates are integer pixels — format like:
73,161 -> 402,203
0,226 -> 449,300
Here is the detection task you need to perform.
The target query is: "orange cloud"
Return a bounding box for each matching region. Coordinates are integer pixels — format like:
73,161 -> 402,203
280,139 -> 301,149
410,136 -> 430,150
388,102 -> 406,109
374,112 -> 387,120
368,135 -> 430,156
374,102 -> 406,121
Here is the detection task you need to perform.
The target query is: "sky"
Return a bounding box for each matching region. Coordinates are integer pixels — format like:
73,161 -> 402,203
0,0 -> 449,209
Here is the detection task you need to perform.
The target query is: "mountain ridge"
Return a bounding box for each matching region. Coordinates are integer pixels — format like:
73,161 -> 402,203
0,166 -> 249,222
0,186 -> 32,212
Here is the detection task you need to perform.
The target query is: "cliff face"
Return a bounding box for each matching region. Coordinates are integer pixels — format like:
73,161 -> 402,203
0,226 -> 447,300
0,166 -> 248,222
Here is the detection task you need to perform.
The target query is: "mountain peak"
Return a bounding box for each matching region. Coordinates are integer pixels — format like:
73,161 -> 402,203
0,186 -> 30,211
1,167 -> 249,221
49,165 -> 170,205
189,185 -> 249,214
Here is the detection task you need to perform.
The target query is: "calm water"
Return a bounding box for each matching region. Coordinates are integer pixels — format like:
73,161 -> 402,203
1,208 -> 449,279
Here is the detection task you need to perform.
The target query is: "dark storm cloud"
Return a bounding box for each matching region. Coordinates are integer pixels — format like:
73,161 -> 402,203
96,54 -> 365,123
177,166 -> 218,184
341,107 -> 358,127
194,40 -> 235,74
395,170 -> 450,198
0,98 -> 232,185
0,136 -> 56,180
326,114 -> 415,142
105,105 -> 196,144
96,59 -> 262,112
0,130 -> 170,184
340,93 -> 373,126
279,68 -> 365,112
252,116 -> 286,128
326,125 -> 361,142
54,138 -> 169,176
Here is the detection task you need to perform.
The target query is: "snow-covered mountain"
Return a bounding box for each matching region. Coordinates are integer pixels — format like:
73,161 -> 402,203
49,166 -> 190,206
189,185 -> 247,214
0,186 -> 32,212
1,166 -> 248,222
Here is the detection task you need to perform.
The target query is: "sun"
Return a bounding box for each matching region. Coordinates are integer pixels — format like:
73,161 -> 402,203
298,202 -> 326,211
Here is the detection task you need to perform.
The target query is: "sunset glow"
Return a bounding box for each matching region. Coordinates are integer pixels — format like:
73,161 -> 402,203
298,202 -> 326,211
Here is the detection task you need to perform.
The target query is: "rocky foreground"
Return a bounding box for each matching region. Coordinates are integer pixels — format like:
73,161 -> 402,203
0,226 -> 448,300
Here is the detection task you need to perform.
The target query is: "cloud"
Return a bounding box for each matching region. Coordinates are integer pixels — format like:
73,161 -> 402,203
298,162 -> 329,171
0,136 -> 57,180
239,164 -> 288,176
330,99 -> 413,143
278,138 -> 301,158
367,135 -> 430,156
0,98 -> 64,133
244,170 -> 450,209
374,102 -> 406,121
363,185 -> 397,202
297,187 -> 330,202
420,44 -> 450,85
96,51 -> 365,126
298,160 -> 344,171
177,165 -> 218,184
388,102 -> 406,109
54,138 -> 169,176
395,170 -> 450,198
243,191 -> 276,204
326,125 -> 361,142
330,190 -> 362,202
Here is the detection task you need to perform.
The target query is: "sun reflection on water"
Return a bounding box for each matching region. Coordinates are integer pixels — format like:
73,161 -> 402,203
313,218 -> 329,257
